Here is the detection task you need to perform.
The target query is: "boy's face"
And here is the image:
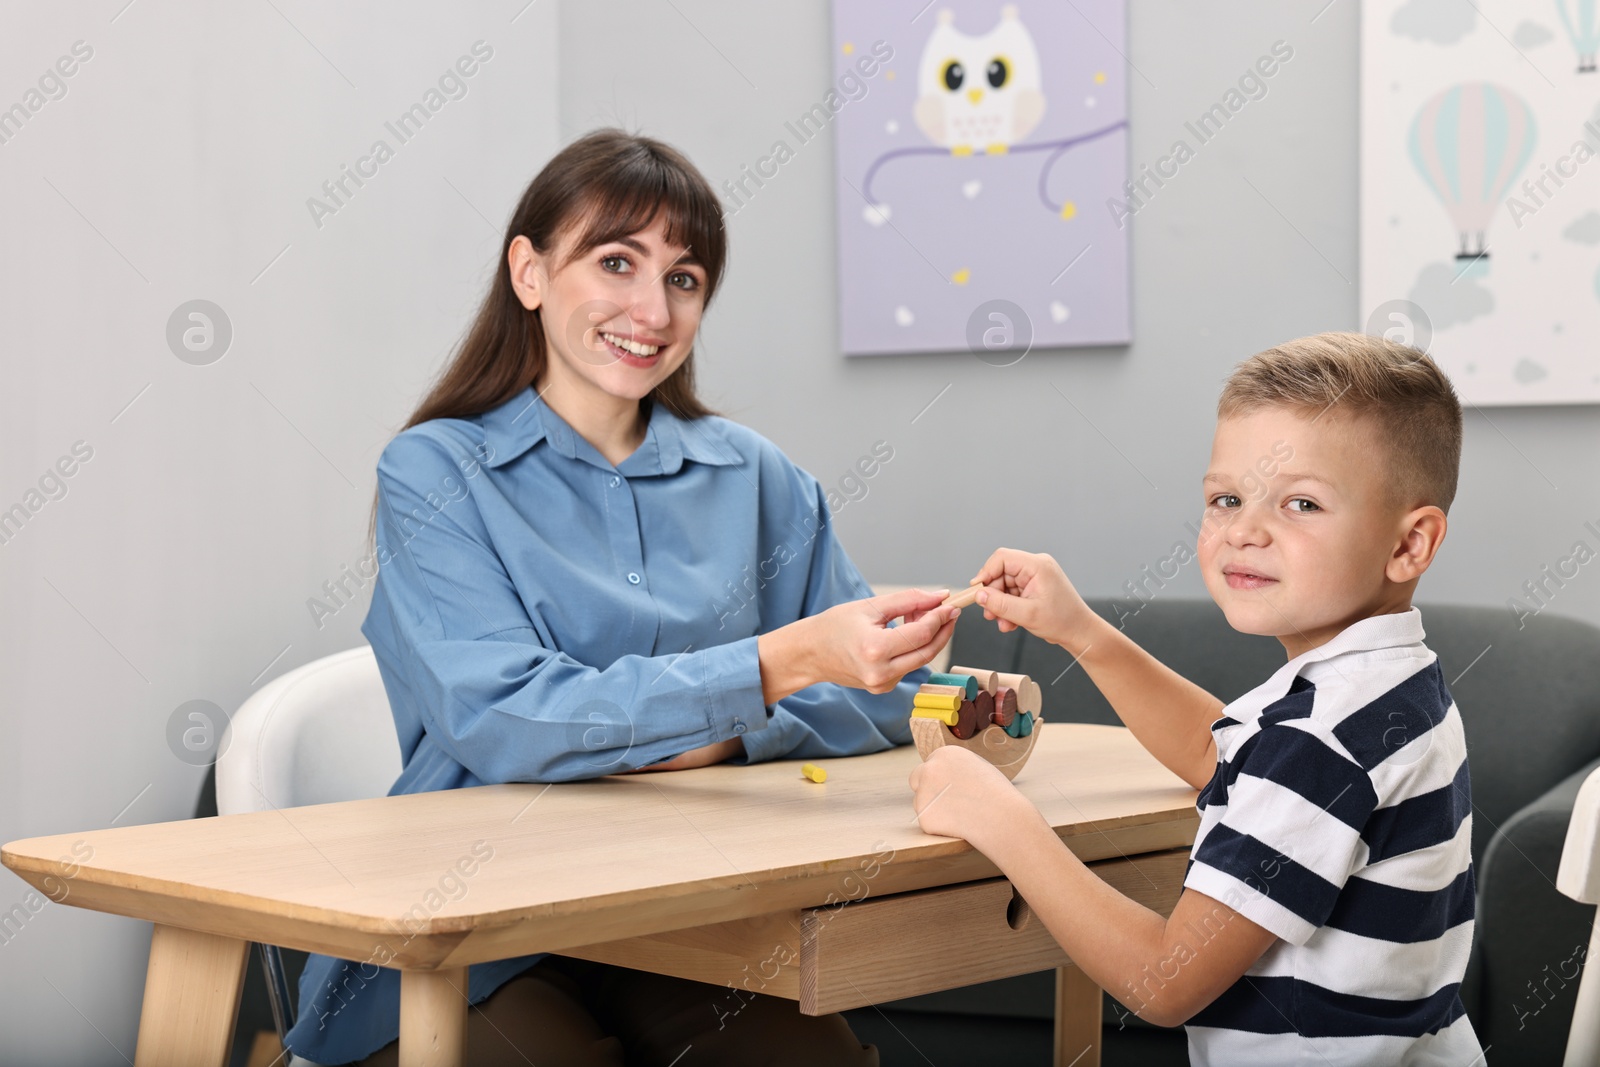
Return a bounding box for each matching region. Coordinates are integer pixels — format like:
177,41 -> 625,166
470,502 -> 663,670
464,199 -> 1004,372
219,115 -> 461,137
1197,405 -> 1428,660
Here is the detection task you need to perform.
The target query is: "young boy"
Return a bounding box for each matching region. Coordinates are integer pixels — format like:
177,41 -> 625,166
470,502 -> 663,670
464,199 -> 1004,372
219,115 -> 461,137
909,332 -> 1483,1065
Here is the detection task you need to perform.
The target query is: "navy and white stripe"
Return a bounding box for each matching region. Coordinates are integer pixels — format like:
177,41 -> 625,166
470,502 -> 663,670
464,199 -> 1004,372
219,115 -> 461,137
1182,608 -> 1485,1066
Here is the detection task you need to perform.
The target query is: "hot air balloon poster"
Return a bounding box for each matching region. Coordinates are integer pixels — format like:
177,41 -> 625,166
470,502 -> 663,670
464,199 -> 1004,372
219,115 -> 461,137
828,1 -> 1131,357
1361,0 -> 1600,405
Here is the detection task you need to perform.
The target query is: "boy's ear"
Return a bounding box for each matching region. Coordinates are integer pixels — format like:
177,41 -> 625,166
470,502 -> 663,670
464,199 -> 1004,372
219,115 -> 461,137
1388,506 -> 1447,583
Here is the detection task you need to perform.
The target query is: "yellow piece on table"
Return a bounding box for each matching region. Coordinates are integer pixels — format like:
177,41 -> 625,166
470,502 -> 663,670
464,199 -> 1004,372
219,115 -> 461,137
801,763 -> 827,784
912,693 -> 962,711
911,706 -> 959,726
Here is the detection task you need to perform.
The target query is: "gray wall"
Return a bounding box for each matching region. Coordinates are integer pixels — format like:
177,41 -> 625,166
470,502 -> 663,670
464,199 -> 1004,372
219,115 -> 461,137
2,1 -> 1596,1062
0,2 -> 558,1062
558,0 -> 1599,643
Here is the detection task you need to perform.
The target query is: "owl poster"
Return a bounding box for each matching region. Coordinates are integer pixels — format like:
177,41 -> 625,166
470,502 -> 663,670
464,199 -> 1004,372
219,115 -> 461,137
1360,0 -> 1600,405
829,1 -> 1131,356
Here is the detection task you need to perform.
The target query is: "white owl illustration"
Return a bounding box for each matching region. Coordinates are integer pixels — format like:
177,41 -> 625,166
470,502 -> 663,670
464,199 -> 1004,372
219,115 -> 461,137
914,5 -> 1047,155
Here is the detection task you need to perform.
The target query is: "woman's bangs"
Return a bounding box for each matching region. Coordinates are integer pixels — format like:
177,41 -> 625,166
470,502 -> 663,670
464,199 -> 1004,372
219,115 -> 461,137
562,159 -> 725,293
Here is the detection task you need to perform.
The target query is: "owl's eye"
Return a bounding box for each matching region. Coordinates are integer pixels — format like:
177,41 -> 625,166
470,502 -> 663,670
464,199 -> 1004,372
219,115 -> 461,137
987,57 -> 1009,89
941,59 -> 965,91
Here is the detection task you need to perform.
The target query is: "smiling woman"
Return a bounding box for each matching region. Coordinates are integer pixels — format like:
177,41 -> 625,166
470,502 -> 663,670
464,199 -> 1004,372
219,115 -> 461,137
280,129 -> 959,1067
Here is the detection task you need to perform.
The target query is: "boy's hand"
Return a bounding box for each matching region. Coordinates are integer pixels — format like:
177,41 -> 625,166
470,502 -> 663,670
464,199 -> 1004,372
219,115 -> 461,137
908,746 -> 1031,846
970,548 -> 1096,652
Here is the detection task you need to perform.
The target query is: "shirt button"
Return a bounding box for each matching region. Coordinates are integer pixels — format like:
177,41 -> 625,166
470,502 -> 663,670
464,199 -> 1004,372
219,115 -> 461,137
627,572 -> 641,585
610,476 -> 620,488
732,720 -> 747,734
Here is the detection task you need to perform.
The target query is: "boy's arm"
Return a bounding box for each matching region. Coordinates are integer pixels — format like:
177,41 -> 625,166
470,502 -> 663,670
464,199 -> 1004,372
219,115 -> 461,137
971,551 -> 1222,789
1056,610 -> 1223,790
977,792 -> 1276,1027
910,747 -> 1277,1026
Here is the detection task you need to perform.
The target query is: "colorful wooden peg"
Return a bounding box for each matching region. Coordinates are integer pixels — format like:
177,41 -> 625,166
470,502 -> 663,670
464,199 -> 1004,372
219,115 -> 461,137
910,664 -> 1043,781
1004,711 -> 1035,738
952,692 -> 994,740
928,672 -> 980,700
949,665 -> 999,695
991,686 -> 1018,728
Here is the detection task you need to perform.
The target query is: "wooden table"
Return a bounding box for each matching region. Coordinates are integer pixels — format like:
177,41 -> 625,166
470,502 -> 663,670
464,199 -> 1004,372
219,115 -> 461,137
2,723 -> 1198,1067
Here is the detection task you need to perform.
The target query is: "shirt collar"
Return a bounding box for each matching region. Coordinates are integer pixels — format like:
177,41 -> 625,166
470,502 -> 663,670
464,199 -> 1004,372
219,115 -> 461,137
1250,606 -> 1427,703
480,386 -> 739,474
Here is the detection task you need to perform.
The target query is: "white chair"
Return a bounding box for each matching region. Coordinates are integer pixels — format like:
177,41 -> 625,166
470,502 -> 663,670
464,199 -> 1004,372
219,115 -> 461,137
1559,765 -> 1600,1067
216,645 -> 401,1067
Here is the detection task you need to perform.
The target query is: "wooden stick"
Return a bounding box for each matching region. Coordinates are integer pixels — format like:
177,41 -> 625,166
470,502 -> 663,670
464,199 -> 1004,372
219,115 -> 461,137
940,585 -> 983,610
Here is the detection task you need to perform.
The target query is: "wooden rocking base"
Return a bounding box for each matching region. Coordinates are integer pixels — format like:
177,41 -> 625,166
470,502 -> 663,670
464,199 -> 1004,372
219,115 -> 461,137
909,715 -> 1043,781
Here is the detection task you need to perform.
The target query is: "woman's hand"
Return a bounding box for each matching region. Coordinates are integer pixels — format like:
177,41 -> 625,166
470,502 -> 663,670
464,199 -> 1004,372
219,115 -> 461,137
757,588 -> 959,703
969,548 -> 1096,653
808,588 -> 960,694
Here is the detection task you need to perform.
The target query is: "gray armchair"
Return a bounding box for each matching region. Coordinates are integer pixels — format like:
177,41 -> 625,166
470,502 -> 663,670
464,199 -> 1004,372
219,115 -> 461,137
846,598 -> 1600,1066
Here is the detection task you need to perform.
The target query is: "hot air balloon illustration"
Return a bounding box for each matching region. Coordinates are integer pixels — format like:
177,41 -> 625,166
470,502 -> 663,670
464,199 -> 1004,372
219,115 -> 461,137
1408,83 -> 1537,261
1556,0 -> 1599,72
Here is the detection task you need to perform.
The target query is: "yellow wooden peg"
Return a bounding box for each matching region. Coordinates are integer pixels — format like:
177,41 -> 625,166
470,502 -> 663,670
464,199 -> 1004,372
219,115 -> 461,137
801,763 -> 827,783
911,706 -> 959,726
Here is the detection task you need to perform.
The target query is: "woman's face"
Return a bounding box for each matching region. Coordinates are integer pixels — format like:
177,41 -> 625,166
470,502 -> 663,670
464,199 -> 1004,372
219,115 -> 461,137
511,212 -> 708,407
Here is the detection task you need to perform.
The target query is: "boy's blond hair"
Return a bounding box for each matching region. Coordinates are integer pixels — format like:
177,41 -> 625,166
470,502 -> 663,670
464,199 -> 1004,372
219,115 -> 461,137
1218,331 -> 1463,514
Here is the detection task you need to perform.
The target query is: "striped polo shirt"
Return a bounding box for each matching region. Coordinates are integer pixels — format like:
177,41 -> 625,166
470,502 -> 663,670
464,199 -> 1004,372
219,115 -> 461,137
1180,608 -> 1484,1066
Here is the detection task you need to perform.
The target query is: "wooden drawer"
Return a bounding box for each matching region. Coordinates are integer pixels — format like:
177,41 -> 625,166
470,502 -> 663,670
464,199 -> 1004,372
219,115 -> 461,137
562,847 -> 1188,1014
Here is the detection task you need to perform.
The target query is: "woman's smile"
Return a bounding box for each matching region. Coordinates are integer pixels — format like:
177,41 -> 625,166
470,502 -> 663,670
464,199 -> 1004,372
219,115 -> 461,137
596,328 -> 665,368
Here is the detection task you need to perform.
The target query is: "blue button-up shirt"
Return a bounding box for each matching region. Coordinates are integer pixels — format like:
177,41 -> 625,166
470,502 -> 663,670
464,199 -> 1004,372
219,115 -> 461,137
284,387 -> 925,1064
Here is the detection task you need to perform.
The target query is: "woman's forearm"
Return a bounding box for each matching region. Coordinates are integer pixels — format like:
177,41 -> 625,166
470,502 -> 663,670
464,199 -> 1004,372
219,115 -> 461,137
756,618 -> 821,705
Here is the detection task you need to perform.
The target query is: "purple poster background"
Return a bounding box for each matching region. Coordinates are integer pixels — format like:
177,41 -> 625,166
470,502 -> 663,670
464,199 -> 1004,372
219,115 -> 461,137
830,1 -> 1130,356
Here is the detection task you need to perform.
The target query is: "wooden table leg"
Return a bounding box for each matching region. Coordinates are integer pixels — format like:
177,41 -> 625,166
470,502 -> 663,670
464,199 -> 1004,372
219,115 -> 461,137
1054,964 -> 1102,1067
399,967 -> 468,1067
133,923 -> 250,1067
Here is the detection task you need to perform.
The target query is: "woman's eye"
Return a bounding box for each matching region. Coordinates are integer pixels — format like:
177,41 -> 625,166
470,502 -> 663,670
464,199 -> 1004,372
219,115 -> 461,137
600,254 -> 631,273
668,270 -> 699,291
1287,498 -> 1320,513
1208,494 -> 1240,509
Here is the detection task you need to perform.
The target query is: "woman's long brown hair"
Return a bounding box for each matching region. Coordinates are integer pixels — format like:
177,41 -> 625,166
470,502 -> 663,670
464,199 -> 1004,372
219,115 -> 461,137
366,128 -> 729,548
